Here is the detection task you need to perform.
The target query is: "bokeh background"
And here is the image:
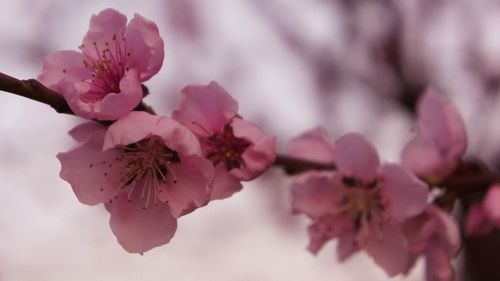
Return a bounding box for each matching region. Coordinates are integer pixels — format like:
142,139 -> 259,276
2,0 -> 500,280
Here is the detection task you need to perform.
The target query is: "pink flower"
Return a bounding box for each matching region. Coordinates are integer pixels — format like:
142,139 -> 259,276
57,111 -> 213,253
465,185 -> 500,236
38,8 -> 164,120
172,81 -> 276,200
402,88 -> 467,183
403,205 -> 460,281
290,131 -> 428,277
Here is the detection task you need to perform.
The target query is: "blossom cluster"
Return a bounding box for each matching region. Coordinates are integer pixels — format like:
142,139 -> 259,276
38,9 -> 276,254
35,7 -> 499,281
289,89 -> 465,280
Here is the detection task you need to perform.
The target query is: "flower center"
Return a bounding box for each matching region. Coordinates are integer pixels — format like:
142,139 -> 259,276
118,137 -> 180,209
79,34 -> 131,101
205,124 -> 251,171
337,177 -> 387,241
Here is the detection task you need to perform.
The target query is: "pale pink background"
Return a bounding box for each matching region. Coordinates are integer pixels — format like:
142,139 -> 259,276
3,0 -> 500,280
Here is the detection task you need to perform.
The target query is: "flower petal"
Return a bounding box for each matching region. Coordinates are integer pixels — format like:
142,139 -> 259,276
230,118 -> 276,180
418,88 -> 467,157
172,81 -> 238,135
401,137 -> 448,179
287,127 -> 335,163
97,69 -> 143,120
210,165 -> 243,200
82,9 -> 127,59
425,245 -> 455,281
465,204 -> 493,236
57,129 -> 126,205
157,156 -> 213,218
363,224 -> 410,277
337,232 -> 359,262
152,117 -> 202,157
334,132 -> 380,183
381,164 -> 428,223
37,50 -> 90,90
403,88 -> 467,179
430,206 -> 461,257
68,122 -> 106,142
291,171 -> 338,218
103,111 -> 161,150
125,13 -> 164,81
106,193 -> 177,254
307,214 -> 353,254
482,185 -> 500,224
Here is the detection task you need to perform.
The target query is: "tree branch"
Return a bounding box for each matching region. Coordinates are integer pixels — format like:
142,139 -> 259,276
1,72 -> 499,199
0,72 -> 73,114
273,154 -> 336,175
0,72 -> 155,116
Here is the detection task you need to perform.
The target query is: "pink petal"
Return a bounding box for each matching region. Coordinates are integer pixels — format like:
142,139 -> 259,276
482,185 -> 500,224
403,88 -> 467,179
37,50 -> 90,90
425,246 -> 455,281
429,206 -> 461,256
287,127 -> 335,163
418,89 -> 467,157
103,111 -> 161,150
97,69 -> 143,120
337,232 -> 359,262
307,214 -> 353,254
57,130 -> 127,205
157,156 -> 213,218
172,81 -> 238,136
210,165 -> 243,200
403,210 -> 436,254
363,224 -> 410,277
125,13 -> 164,81
152,117 -> 202,157
68,122 -> 106,142
230,118 -> 276,180
291,172 -> 338,218
401,137 -> 449,178
465,203 -> 494,236
334,133 -> 380,183
82,9 -> 127,59
380,164 -> 428,223
106,193 -> 177,254
57,80 -> 94,119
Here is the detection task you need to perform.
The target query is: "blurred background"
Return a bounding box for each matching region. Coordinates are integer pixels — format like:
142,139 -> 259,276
2,0 -> 500,280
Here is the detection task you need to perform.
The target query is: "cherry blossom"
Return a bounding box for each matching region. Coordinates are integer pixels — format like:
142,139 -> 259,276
290,131 -> 428,277
403,205 -> 461,281
465,185 -> 500,236
57,111 -> 213,253
172,81 -> 276,200
402,88 -> 467,183
38,8 -> 164,120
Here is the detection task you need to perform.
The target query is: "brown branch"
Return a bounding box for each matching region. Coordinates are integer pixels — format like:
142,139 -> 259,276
0,72 -> 73,114
273,154 -> 336,175
2,71 -> 499,199
0,72 -> 155,117
273,154 -> 500,201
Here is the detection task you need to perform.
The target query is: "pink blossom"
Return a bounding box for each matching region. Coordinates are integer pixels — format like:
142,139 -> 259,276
38,8 -> 164,120
172,81 -> 276,200
57,111 -> 213,253
465,185 -> 500,236
290,131 -> 428,277
402,88 -> 467,183
403,205 -> 460,281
